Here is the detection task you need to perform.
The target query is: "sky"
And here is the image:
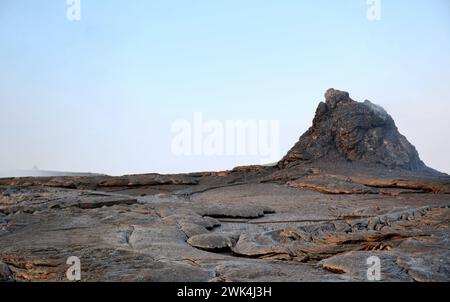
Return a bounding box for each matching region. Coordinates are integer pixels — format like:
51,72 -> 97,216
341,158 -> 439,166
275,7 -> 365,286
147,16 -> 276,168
1,0 -> 449,176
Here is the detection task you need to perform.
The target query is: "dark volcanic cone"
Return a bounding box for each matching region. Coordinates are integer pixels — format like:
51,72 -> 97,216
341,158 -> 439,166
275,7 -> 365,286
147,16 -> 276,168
279,89 -> 428,171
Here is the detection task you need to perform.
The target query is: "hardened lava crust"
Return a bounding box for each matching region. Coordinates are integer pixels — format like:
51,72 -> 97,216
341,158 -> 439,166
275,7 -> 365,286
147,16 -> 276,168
1,89 -> 449,282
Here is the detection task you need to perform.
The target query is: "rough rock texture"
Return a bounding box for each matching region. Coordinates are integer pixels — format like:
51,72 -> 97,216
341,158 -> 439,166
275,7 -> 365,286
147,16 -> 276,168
0,89 -> 449,282
279,89 -> 428,171
0,182 -> 448,282
187,234 -> 238,252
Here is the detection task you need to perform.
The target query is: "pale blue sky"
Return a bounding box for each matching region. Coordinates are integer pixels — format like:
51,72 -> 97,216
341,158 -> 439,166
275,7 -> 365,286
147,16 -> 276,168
1,0 -> 449,175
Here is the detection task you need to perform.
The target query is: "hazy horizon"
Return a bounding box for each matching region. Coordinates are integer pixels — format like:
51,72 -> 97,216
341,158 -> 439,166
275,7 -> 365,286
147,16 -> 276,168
1,0 -> 450,176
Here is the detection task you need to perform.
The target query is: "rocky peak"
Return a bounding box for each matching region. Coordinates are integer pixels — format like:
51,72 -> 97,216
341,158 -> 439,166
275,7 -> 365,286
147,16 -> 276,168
279,89 -> 427,171
324,88 -> 354,109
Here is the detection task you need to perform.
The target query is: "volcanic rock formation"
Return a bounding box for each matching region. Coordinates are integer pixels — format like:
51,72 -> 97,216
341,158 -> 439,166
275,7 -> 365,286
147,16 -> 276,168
0,88 -> 449,282
279,88 -> 426,171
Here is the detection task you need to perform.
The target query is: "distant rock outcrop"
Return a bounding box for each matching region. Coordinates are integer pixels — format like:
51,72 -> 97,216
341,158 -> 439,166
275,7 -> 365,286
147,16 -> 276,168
279,88 -> 427,171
